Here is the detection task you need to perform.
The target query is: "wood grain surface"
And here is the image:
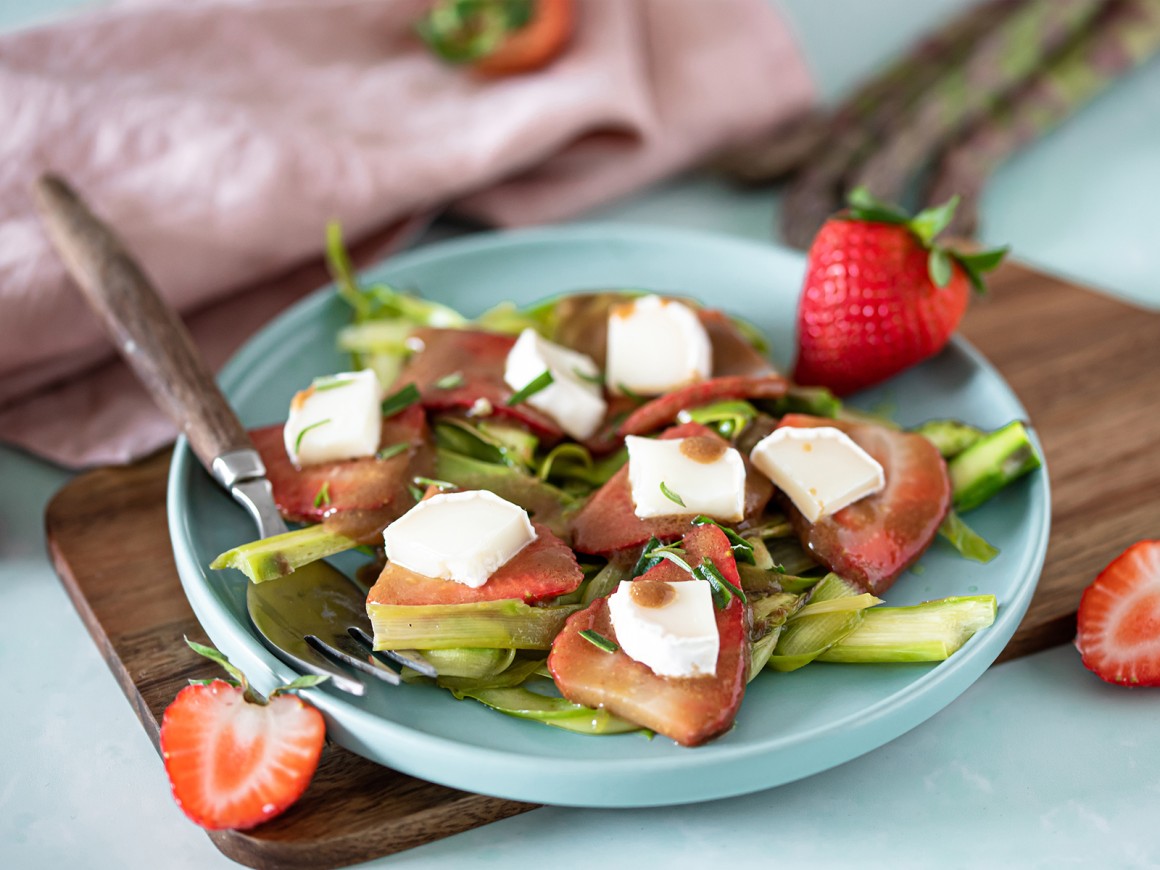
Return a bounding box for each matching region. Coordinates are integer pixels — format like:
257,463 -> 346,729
44,262 -> 1160,867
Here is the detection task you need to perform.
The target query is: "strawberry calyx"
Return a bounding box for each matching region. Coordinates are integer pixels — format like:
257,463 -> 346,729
416,0 -> 535,64
843,186 -> 1008,294
184,637 -> 328,705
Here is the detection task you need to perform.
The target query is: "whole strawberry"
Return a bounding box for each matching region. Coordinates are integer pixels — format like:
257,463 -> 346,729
160,639 -> 328,831
793,188 -> 1007,396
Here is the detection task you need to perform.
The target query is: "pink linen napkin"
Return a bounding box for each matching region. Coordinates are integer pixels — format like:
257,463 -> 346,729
0,0 -> 813,468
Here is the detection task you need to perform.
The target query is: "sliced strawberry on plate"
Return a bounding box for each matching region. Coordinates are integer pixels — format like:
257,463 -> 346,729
617,373 -> 788,437
569,422 -> 773,555
250,403 -> 433,538
399,327 -> 563,438
1076,540 -> 1160,687
775,414 -> 950,595
367,521 -> 583,606
160,641 -> 326,831
549,523 -> 749,746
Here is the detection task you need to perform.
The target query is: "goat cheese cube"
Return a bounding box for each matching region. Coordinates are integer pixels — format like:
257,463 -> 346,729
503,328 -> 607,440
382,490 -> 536,587
605,295 -> 712,395
749,426 -> 885,522
608,579 -> 719,677
625,435 -> 746,521
283,369 -> 381,467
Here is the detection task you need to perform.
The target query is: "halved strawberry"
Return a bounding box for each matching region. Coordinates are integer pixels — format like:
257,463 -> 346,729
617,374 -> 788,437
569,422 -> 773,555
366,522 -> 583,606
160,641 -> 326,831
548,524 -> 749,746
1076,541 -> 1160,687
400,328 -> 563,438
251,403 -> 432,535
775,414 -> 950,594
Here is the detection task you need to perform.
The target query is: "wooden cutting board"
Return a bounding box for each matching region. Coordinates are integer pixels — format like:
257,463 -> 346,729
44,262 -> 1160,869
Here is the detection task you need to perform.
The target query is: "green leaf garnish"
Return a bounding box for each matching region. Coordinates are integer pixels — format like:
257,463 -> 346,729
408,484 -> 424,502
617,383 -> 646,405
694,558 -> 747,609
691,516 -> 756,564
435,372 -> 464,390
632,538 -> 695,578
381,383 -> 421,418
294,418 -> 331,453
312,376 -> 355,392
659,481 -> 686,508
416,0 -> 534,65
414,476 -> 457,491
928,248 -> 953,288
579,629 -> 619,654
507,370 -> 554,406
376,443 -> 409,461
312,481 -> 331,508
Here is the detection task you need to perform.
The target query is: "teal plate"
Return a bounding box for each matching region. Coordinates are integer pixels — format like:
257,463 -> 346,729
168,225 -> 1050,808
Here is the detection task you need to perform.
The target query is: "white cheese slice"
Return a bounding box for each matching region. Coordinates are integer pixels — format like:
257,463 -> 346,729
283,369 -> 381,468
605,295 -> 712,396
503,328 -> 607,440
625,435 -> 746,521
382,490 -> 536,588
608,579 -> 719,677
749,426 -> 885,523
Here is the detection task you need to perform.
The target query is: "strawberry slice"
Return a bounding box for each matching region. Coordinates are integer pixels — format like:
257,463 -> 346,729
775,414 -> 950,594
617,373 -> 788,437
367,522 -> 583,606
548,524 -> 749,746
399,328 -> 563,438
160,642 -> 325,831
250,404 -> 433,538
569,422 -> 773,555
1076,541 -> 1160,687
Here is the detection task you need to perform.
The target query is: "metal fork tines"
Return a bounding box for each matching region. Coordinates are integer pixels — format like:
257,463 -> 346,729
305,627 -> 438,687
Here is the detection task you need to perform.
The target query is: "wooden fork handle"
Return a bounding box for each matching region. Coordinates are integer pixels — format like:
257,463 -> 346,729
33,173 -> 252,471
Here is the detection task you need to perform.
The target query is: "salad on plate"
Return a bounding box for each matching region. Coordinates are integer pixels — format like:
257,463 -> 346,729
211,201 -> 1041,749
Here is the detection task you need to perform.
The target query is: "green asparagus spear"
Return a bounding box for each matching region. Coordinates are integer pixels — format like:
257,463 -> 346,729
949,421 -> 1042,513
766,574 -> 869,672
851,0 -> 1106,206
780,0 -> 1021,247
368,599 -> 580,650
913,419 -> 985,458
210,524 -> 359,583
818,595 -> 997,663
926,0 -> 1160,237
452,685 -> 640,735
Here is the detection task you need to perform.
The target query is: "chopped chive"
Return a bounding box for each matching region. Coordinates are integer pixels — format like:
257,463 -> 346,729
618,383 -> 646,405
376,443 -> 409,461
691,516 -> 756,565
381,383 -> 421,418
695,558 -> 747,609
579,629 -> 618,654
633,537 -> 697,577
507,370 -> 554,406
312,376 -> 354,392
294,418 -> 331,452
435,372 -> 464,390
573,367 -> 605,387
312,481 -> 331,508
414,476 -> 456,491
659,481 -> 686,508
408,484 -> 424,502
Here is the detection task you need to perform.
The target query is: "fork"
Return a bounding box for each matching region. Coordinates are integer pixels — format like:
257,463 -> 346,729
33,173 -> 436,694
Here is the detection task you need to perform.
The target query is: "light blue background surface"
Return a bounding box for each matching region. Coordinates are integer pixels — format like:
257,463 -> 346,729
3,1 -> 1159,867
